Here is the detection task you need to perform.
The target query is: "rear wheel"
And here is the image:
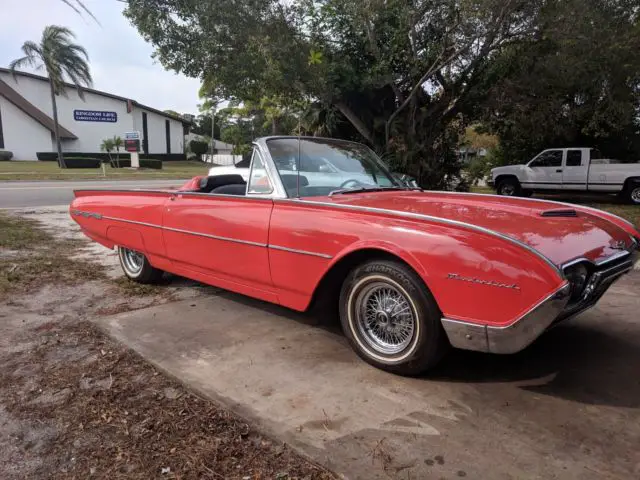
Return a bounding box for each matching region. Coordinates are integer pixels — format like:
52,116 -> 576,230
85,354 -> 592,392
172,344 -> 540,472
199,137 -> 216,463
497,178 -> 521,197
339,259 -> 448,376
118,247 -> 164,284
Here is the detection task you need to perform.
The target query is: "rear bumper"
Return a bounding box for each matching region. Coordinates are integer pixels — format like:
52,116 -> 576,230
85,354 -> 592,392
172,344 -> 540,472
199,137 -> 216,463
442,248 -> 637,354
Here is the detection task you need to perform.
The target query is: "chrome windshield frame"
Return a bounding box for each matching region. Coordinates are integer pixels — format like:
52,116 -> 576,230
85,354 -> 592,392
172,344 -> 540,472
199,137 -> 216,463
255,136 -> 402,198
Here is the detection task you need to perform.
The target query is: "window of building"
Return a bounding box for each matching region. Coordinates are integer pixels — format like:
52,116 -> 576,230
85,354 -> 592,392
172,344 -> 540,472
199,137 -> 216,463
165,119 -> 171,154
142,112 -> 149,154
0,106 -> 4,149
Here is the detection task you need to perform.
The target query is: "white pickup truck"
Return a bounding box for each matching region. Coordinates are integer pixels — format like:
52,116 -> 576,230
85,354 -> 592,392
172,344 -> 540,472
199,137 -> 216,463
490,148 -> 640,204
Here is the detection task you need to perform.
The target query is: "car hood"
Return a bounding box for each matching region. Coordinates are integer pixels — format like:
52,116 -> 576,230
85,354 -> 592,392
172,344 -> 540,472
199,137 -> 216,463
315,191 -> 634,266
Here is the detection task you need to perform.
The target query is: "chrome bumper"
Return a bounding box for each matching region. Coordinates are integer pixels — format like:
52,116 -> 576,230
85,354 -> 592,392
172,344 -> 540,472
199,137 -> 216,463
442,248 -> 637,354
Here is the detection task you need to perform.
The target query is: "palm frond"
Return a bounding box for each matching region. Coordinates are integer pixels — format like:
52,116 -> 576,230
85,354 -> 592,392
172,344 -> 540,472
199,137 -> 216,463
60,0 -> 100,25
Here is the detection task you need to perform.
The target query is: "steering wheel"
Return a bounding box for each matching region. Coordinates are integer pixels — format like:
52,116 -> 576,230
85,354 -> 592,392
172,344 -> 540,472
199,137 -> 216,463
339,179 -> 366,189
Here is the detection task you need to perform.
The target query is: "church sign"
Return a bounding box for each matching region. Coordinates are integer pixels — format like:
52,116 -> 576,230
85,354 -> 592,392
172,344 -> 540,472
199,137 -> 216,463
73,110 -> 118,123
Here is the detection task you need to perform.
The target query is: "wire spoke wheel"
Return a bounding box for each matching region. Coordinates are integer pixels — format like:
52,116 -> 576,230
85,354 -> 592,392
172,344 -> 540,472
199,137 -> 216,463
354,281 -> 416,355
120,248 -> 144,276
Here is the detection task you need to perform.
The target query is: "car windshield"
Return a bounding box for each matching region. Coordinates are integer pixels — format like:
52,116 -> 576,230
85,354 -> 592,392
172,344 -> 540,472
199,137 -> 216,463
266,138 -> 402,197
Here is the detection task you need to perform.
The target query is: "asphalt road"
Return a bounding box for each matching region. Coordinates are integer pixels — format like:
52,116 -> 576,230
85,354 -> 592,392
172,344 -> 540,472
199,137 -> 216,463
0,179 -> 187,209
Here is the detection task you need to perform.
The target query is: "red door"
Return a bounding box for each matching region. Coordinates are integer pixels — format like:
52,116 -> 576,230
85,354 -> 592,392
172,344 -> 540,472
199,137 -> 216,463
162,193 -> 275,300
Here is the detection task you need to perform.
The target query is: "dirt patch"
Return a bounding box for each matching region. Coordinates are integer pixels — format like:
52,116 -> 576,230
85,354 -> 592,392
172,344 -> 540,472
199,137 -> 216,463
0,321 -> 333,479
0,208 -> 336,479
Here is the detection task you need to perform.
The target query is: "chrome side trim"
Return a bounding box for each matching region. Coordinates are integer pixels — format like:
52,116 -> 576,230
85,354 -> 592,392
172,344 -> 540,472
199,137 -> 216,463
277,198 -> 563,279
441,283 -> 571,354
429,190 -> 639,232
162,225 -> 267,248
101,215 -> 160,229
268,244 -> 333,259
79,214 -> 331,257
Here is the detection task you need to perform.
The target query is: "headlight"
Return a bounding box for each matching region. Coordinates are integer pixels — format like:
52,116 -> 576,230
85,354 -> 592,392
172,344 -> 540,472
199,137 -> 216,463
564,263 -> 590,303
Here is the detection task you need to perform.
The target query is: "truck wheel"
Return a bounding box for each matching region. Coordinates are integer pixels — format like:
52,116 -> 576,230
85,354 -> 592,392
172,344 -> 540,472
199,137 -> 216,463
625,185 -> 640,205
118,247 -> 164,284
497,178 -> 521,196
339,259 -> 449,376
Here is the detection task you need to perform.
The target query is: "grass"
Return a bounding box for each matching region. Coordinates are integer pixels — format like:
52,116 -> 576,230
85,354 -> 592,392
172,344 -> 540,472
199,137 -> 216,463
471,186 -> 639,229
0,160 -> 209,181
0,213 -> 106,300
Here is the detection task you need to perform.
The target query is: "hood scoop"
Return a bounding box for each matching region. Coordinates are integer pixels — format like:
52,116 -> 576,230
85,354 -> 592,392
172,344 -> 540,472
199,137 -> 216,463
540,209 -> 578,218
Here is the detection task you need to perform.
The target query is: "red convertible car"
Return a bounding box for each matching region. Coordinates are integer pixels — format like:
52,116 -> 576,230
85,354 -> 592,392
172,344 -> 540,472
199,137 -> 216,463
70,137 -> 639,375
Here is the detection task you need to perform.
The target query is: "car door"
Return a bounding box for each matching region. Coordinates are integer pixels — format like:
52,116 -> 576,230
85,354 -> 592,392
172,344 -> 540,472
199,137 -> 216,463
161,148 -> 276,298
561,149 -> 588,190
525,150 -> 564,189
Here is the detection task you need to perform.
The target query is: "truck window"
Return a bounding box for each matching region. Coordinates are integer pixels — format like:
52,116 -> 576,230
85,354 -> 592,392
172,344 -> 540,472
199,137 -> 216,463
566,150 -> 582,167
530,150 -> 562,168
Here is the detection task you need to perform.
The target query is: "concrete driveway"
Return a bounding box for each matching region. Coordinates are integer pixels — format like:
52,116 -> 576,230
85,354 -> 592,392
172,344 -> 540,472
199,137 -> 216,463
96,273 -> 640,479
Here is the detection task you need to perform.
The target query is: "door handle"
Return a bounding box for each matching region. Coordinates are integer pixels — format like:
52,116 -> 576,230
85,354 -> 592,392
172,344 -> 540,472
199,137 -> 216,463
170,195 -> 176,201
556,169 -> 563,173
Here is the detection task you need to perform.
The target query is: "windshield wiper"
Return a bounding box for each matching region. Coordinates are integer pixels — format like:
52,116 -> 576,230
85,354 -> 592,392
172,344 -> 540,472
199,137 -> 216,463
329,186 -> 410,196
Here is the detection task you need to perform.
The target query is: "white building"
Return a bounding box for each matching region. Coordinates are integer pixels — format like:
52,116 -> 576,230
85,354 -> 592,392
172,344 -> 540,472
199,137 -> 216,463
0,68 -> 190,160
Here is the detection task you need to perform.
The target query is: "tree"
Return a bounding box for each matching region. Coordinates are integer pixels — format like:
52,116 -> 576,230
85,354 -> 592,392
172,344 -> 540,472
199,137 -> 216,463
477,0 -> 640,163
124,0 -> 541,188
100,137 -> 115,164
112,136 -> 123,168
10,26 -> 92,168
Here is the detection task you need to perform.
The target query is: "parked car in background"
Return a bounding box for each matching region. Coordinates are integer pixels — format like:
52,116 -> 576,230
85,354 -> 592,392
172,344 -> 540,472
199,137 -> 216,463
490,148 -> 640,204
71,137 -> 639,376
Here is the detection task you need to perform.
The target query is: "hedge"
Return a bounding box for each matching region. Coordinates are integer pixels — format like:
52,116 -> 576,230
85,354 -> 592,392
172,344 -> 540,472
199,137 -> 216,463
0,151 -> 13,161
111,159 -> 163,170
64,157 -> 101,168
36,152 -> 187,161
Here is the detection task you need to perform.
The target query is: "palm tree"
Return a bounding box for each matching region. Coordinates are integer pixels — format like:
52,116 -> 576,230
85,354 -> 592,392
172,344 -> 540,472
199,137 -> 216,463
9,26 -> 92,168
100,137 -> 115,165
112,136 -> 123,168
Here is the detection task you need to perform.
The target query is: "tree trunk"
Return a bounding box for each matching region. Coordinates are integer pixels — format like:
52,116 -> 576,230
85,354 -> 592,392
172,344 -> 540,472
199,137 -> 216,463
271,116 -> 277,135
49,80 -> 65,168
335,101 -> 374,144
115,147 -> 120,168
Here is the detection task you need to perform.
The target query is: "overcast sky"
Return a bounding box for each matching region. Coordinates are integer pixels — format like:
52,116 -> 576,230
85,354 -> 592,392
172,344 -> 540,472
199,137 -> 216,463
0,0 -> 202,114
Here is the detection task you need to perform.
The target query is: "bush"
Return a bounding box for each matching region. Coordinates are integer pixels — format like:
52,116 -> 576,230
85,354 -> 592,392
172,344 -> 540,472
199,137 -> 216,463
0,151 -> 13,161
37,151 -> 184,162
64,157 -> 101,168
110,159 -> 162,170
189,140 -> 209,156
141,159 -> 162,169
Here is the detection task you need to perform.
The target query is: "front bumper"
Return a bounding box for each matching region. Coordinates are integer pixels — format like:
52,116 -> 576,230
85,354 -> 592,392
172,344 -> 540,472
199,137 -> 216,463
442,248 -> 637,354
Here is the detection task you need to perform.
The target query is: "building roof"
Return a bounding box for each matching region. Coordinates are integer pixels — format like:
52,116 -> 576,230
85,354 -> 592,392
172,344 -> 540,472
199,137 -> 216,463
0,68 -> 192,125
0,78 -> 77,139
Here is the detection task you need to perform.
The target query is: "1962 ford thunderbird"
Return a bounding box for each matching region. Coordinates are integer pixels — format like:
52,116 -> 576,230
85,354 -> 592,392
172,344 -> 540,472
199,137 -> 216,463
70,137 -> 639,375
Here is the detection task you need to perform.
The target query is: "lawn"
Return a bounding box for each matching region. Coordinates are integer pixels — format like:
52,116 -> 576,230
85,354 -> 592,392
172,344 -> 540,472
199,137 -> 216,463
471,186 -> 639,229
0,160 -> 210,181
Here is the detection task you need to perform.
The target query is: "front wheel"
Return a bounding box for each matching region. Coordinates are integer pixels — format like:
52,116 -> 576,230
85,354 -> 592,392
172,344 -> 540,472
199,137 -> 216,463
339,260 -> 448,376
624,184 -> 640,205
118,247 -> 164,284
496,178 -> 521,196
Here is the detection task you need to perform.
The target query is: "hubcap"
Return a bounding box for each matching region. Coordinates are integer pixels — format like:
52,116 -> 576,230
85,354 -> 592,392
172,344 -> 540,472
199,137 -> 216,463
500,184 -> 515,196
631,187 -> 640,203
121,248 -> 144,275
354,282 -> 416,355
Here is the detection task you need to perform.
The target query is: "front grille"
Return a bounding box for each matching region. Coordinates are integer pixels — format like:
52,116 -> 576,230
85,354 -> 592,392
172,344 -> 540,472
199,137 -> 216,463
558,251 -> 635,321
